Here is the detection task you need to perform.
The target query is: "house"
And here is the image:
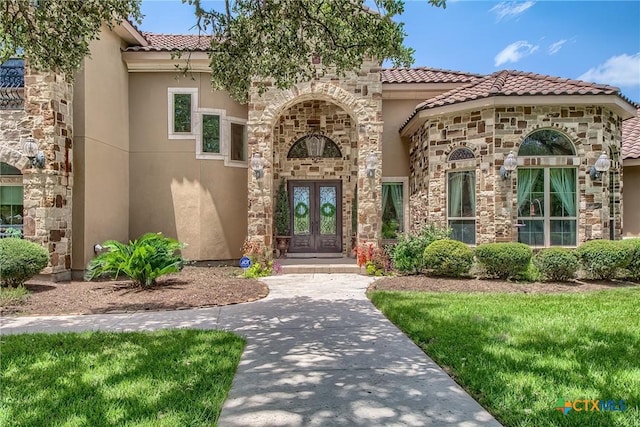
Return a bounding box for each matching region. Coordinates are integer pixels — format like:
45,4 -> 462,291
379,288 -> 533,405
0,22 -> 637,280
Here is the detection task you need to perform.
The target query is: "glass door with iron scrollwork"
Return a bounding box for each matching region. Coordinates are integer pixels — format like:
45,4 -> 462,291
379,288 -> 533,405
288,180 -> 342,253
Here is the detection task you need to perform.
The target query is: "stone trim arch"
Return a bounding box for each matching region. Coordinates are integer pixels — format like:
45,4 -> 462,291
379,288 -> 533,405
515,124 -> 581,155
254,81 -> 372,131
0,145 -> 29,171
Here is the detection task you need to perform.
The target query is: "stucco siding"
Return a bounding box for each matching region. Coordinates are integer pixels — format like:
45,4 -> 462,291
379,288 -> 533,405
381,99 -> 419,177
128,72 -> 248,260
73,28 -> 130,271
623,165 -> 640,237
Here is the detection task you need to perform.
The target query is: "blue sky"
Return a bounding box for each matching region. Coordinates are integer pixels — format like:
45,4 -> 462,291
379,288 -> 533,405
139,1 -> 640,102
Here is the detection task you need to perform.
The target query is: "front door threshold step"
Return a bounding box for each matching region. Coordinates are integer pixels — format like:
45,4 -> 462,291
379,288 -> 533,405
279,264 -> 363,274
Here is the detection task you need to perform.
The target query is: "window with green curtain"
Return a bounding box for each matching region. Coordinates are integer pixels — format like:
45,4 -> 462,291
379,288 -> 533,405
202,114 -> 220,153
517,168 -> 577,246
173,93 -> 192,133
447,171 -> 475,244
0,185 -> 24,227
382,183 -> 403,239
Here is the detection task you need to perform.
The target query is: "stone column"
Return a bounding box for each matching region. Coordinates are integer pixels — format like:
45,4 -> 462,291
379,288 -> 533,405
357,122 -> 383,246
22,66 -> 73,280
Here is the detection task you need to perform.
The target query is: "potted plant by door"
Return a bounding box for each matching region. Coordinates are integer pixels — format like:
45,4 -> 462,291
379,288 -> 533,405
274,178 -> 291,257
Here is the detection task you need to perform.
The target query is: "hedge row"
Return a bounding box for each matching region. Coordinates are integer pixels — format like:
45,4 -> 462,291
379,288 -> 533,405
405,235 -> 640,281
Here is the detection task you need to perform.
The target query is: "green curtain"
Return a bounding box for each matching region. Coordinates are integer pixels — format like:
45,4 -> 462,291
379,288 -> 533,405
0,186 -> 23,205
517,169 -> 541,212
382,184 -> 390,218
390,184 -> 403,230
465,172 -> 475,216
448,173 -> 464,217
550,168 -> 576,216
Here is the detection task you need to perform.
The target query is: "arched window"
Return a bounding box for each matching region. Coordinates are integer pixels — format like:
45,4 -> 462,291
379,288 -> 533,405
448,147 -> 475,161
0,162 -> 23,237
518,129 -> 575,156
516,129 -> 577,247
287,135 -> 342,159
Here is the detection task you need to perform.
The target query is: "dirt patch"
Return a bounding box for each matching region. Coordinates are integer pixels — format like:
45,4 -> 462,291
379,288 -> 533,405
369,275 -> 640,294
1,266 -> 269,317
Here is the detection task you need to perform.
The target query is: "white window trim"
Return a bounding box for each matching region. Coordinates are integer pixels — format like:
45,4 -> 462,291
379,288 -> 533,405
382,177 -> 409,238
195,108 -> 226,160
516,167 -> 578,247
224,117 -> 248,168
446,169 -> 477,245
168,87 -> 198,140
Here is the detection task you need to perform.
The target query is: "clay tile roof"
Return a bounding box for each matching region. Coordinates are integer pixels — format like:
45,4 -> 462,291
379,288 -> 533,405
124,32 -> 212,52
381,67 -> 482,84
623,108 -> 640,160
400,70 -> 630,131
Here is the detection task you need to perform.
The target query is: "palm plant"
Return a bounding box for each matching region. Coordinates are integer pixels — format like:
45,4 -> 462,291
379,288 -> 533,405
85,233 -> 186,287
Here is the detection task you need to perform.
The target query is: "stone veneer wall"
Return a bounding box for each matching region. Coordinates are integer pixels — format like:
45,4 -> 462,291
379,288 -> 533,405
0,65 -> 73,279
274,100 -> 356,253
409,105 -> 622,244
247,59 -> 383,252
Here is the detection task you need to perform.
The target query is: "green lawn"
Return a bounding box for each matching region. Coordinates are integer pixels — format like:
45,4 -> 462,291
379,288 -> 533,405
370,289 -> 640,427
0,330 -> 245,427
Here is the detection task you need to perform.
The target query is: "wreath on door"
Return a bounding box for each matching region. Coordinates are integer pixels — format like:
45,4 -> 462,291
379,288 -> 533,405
320,202 -> 336,217
294,202 -> 309,219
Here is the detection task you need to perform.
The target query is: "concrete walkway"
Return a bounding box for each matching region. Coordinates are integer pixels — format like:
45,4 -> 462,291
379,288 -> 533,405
1,274 -> 501,427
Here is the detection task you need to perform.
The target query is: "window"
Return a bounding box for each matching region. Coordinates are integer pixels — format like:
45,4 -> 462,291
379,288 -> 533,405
229,121 -> 247,166
517,129 -> 577,247
517,168 -> 577,246
447,171 -> 476,244
168,88 -> 197,139
382,183 -> 404,239
0,162 -> 23,237
287,135 -> 342,159
448,147 -> 474,161
202,114 -> 220,153
519,129 -> 575,156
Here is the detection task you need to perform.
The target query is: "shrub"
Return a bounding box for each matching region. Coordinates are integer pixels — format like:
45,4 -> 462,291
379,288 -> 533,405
619,239 -> 640,281
354,243 -> 392,276
274,178 -> 290,236
85,233 -> 186,287
534,248 -> 578,281
391,224 -> 451,274
575,239 -> 632,280
423,239 -> 474,277
0,285 -> 29,306
474,242 -> 532,280
0,238 -> 49,287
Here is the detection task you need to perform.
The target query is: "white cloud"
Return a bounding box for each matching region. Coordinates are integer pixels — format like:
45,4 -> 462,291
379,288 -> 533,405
548,39 -> 567,55
578,53 -> 640,86
494,41 -> 539,67
490,1 -> 535,21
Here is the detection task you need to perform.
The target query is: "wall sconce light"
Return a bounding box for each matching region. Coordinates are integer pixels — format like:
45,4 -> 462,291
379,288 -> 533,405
366,152 -> 378,178
250,152 -> 265,180
23,137 -> 45,169
589,151 -> 611,180
500,151 -> 517,179
305,131 -> 325,161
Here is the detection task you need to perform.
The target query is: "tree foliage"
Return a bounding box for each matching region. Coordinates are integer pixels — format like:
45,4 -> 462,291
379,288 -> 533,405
187,0 -> 446,102
1,0 -> 447,102
0,0 -> 142,76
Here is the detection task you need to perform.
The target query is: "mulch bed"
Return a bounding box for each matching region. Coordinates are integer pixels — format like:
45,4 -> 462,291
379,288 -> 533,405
1,266 -> 269,317
370,275 -> 640,294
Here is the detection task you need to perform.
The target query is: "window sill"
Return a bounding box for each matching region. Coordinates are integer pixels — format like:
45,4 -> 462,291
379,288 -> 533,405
196,153 -> 224,160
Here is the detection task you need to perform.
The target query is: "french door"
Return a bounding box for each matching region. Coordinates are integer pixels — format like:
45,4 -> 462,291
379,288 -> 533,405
288,180 -> 342,253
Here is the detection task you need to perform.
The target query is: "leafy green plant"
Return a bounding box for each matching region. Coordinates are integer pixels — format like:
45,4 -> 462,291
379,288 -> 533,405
274,178 -> 290,236
85,233 -> 186,287
575,239 -> 632,280
354,243 -> 392,275
382,219 -> 399,239
391,224 -> 451,274
474,242 -> 532,280
534,248 -> 579,281
423,239 -> 474,277
0,238 -> 49,287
